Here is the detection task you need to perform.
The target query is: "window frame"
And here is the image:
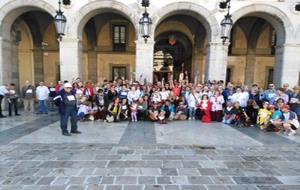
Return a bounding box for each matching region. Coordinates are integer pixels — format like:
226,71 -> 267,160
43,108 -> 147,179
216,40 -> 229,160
112,24 -> 127,52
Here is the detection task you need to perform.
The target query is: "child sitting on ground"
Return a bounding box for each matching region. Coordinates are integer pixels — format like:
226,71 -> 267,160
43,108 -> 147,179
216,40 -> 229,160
257,101 -> 272,130
119,98 -> 129,121
174,101 -> 188,120
222,101 -> 234,124
232,101 -> 248,127
77,101 -> 98,121
266,105 -> 282,132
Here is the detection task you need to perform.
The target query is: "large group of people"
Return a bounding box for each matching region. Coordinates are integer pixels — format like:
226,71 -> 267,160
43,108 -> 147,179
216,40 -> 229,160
0,76 -> 299,136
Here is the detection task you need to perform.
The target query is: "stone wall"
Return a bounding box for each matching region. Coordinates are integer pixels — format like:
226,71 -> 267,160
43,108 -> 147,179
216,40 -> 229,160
0,0 -> 299,86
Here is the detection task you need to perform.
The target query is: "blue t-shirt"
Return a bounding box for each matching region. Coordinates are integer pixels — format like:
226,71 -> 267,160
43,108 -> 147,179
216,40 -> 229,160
271,110 -> 282,120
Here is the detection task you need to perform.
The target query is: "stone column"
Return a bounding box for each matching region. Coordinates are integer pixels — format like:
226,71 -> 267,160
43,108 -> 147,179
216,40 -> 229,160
244,49 -> 256,85
135,40 -> 154,84
32,47 -> 44,84
274,44 -> 300,87
0,37 -> 18,85
205,42 -> 229,82
59,38 -> 82,82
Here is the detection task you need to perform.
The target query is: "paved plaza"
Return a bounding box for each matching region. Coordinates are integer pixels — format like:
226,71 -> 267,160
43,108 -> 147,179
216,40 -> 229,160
0,112 -> 300,190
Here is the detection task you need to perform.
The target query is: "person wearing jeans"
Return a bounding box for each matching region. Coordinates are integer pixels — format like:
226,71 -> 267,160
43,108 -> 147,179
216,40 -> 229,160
38,100 -> 48,114
187,90 -> 198,120
54,82 -> 81,136
36,82 -> 50,114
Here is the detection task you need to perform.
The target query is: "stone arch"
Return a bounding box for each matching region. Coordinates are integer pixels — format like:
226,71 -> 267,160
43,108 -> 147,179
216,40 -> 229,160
69,0 -> 139,39
155,21 -> 194,46
152,2 -> 219,42
231,4 -> 294,45
0,0 -> 56,40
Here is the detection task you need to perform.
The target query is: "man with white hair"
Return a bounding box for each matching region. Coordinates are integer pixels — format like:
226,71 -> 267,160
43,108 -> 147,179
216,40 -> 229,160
21,80 -> 35,113
54,82 -> 81,136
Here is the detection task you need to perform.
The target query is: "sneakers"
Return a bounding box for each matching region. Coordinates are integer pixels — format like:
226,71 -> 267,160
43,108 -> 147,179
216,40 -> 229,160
62,131 -> 71,136
160,120 -> 167,124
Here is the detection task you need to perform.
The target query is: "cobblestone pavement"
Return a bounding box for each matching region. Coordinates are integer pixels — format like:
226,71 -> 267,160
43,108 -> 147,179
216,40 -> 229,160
0,112 -> 300,190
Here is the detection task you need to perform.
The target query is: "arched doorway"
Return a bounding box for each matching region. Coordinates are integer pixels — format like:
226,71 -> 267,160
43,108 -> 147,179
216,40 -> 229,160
0,13 -> 58,88
13,11 -> 59,87
153,31 -> 192,82
81,12 -> 136,82
228,16 -> 277,87
229,4 -> 293,87
154,14 -> 207,84
0,1 -> 58,88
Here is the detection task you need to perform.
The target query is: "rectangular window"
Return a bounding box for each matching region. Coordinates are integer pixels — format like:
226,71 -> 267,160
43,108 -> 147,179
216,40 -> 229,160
113,25 -> 126,52
112,66 -> 127,80
267,68 -> 274,85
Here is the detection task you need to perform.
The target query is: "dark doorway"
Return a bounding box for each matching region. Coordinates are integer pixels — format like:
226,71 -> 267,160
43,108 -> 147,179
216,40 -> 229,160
154,32 -> 192,82
226,68 -> 232,84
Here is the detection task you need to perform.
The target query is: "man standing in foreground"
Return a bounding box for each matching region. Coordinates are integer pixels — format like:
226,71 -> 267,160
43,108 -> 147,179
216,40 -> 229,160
54,82 -> 81,136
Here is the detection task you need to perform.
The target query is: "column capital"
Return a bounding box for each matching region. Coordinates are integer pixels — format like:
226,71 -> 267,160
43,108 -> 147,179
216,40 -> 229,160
275,43 -> 300,49
60,37 -> 81,44
135,39 -> 155,46
208,41 -> 230,47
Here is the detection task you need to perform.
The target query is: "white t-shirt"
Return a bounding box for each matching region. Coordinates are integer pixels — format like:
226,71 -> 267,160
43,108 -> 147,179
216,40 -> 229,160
78,105 -> 90,115
36,86 -> 50,100
231,92 -> 249,107
187,93 -> 197,108
160,91 -> 170,101
0,86 -> 8,96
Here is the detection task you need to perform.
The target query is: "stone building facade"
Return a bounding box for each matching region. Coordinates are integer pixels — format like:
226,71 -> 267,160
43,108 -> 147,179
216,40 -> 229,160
0,0 -> 300,88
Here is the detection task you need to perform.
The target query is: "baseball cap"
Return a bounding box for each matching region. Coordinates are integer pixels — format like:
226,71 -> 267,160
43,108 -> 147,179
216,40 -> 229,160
64,83 -> 73,88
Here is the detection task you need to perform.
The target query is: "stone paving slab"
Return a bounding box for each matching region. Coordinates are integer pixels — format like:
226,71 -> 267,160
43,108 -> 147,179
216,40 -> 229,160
1,116 -> 300,189
0,113 -> 58,144
155,121 -> 263,146
0,143 -> 299,189
11,122 -> 127,144
0,111 -> 44,132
